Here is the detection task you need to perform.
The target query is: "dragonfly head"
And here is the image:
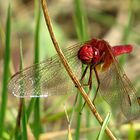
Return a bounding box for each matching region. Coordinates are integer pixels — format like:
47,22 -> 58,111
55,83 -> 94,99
78,44 -> 101,65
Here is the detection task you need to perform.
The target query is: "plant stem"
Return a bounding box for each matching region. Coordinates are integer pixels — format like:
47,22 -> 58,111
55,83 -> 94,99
0,5 -> 11,138
41,0 -> 116,139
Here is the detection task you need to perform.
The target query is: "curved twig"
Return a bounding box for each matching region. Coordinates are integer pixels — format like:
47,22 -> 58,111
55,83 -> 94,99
41,0 -> 116,139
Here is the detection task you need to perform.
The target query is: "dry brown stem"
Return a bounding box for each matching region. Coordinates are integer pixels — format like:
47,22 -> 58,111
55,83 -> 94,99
41,0 -> 117,139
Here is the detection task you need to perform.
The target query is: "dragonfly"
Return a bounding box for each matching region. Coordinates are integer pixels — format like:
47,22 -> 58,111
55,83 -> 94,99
8,38 -> 140,121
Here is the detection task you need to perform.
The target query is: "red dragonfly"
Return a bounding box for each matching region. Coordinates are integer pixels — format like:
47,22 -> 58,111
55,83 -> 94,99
8,38 -> 140,120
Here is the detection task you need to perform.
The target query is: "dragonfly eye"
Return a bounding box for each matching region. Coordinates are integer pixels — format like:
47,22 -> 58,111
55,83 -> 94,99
78,44 -> 94,65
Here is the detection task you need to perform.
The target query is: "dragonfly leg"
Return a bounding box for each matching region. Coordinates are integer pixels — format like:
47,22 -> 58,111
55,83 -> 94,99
92,67 -> 100,103
74,65 -> 89,114
75,66 -> 89,88
91,52 -> 105,103
80,65 -> 89,82
80,66 -> 93,113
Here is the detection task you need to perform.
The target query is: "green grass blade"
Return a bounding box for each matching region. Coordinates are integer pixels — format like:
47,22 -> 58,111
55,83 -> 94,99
20,1 -> 41,139
0,5 -> 11,138
73,0 -> 89,139
75,95 -> 82,140
20,42 -> 28,140
26,99 -> 35,121
27,0 -> 41,126
22,100 -> 28,140
33,0 -> 41,139
74,0 -> 88,41
14,41 -> 23,139
97,113 -> 111,140
34,0 -> 40,63
14,41 -> 28,140
19,41 -> 24,69
33,98 -> 41,139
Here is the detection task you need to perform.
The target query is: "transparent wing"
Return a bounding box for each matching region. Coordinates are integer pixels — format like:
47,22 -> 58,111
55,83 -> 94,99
98,45 -> 140,120
8,44 -> 82,98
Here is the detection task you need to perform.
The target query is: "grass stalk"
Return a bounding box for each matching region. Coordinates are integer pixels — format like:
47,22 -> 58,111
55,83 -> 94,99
97,113 -> 111,140
74,0 -> 88,41
75,96 -> 82,140
21,100 -> 28,140
33,0 -> 41,139
0,5 -> 11,138
73,0 -> 88,139
19,41 -> 28,140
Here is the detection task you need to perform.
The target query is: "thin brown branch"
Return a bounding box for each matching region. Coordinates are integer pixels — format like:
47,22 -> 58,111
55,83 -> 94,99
41,0 -> 116,139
